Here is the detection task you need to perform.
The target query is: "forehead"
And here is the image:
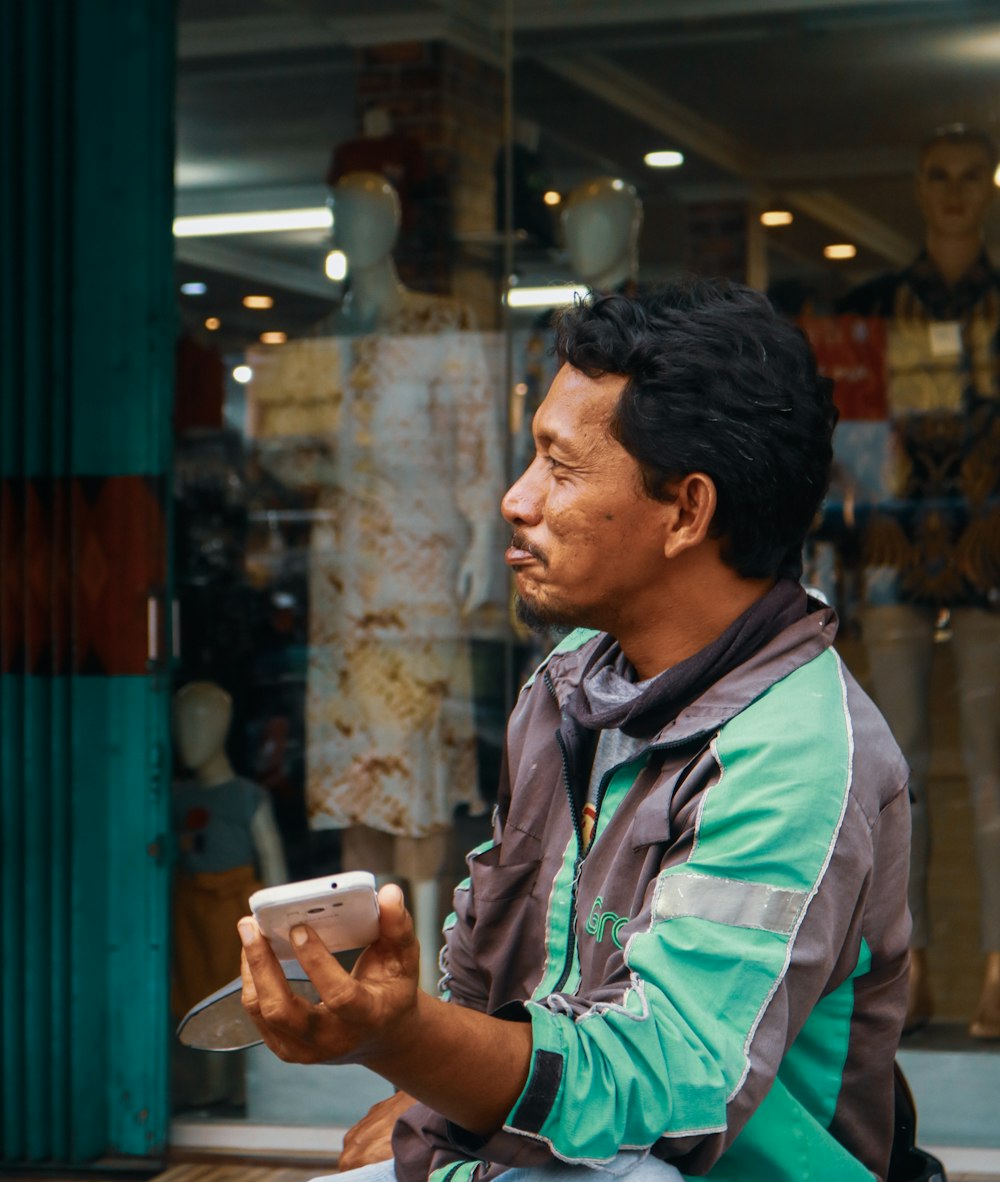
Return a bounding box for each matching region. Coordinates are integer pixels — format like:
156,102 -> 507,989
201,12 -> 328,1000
534,363 -> 629,444
919,141 -> 994,174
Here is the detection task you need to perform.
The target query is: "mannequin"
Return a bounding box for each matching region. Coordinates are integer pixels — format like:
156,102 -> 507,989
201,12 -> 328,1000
838,124 -> 1000,1039
171,680 -> 287,1108
304,173 -> 502,988
561,176 -> 643,293
172,680 -> 286,1017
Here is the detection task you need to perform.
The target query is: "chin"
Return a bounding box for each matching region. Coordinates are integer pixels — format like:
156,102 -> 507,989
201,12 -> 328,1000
514,593 -> 593,634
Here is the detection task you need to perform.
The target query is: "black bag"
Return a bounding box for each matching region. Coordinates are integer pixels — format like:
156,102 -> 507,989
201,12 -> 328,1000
887,1061 -> 947,1182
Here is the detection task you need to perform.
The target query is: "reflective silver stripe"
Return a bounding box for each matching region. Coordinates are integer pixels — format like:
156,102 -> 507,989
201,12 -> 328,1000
653,871 -> 807,935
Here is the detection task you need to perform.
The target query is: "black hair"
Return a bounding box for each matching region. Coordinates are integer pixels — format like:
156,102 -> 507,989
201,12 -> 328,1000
553,278 -> 837,580
919,123 -> 999,171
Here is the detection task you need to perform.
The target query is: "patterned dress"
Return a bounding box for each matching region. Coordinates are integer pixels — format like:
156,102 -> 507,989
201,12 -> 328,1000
298,296 -> 503,837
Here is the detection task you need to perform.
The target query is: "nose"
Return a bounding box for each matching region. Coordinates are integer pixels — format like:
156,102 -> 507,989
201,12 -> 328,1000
501,457 -> 544,526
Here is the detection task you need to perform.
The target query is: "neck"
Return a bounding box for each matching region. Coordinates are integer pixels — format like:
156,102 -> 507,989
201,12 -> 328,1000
614,552 -> 775,680
925,232 -> 984,287
195,751 -> 234,788
584,255 -> 634,294
344,257 -> 407,326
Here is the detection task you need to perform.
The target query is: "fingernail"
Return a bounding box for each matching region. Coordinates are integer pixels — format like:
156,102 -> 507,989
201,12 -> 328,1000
238,920 -> 255,947
291,925 -> 308,947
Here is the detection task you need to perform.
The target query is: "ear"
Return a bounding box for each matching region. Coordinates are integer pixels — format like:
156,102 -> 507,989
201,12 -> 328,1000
662,472 -> 718,559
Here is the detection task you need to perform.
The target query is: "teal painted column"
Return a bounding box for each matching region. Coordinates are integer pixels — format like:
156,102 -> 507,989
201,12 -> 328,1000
1,0 -> 176,1167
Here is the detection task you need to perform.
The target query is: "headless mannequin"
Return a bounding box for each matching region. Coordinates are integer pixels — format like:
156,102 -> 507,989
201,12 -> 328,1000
840,129 -> 1000,1038
561,176 -> 643,293
315,174 -> 495,987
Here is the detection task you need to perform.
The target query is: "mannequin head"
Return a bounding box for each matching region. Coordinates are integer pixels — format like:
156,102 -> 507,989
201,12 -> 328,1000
173,681 -> 233,784
332,170 -> 402,271
561,177 -> 643,291
916,124 -> 997,247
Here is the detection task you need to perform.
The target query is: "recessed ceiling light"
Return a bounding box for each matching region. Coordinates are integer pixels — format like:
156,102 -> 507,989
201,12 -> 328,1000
325,250 -> 348,281
204,317 -> 221,331
760,210 -> 794,227
823,243 -> 857,260
232,365 -> 253,384
543,190 -> 562,206
643,150 -> 684,168
260,331 -> 288,345
243,294 -> 274,309
180,281 -> 208,295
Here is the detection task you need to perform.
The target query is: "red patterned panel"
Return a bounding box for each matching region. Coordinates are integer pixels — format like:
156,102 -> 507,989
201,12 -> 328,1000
72,476 -> 166,676
0,478 -> 25,674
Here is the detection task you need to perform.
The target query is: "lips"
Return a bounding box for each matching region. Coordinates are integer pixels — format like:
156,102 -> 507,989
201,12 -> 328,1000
506,534 -> 545,567
505,545 -> 538,567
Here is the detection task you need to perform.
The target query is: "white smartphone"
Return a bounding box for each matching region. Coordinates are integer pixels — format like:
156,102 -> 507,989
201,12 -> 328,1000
249,871 -> 381,958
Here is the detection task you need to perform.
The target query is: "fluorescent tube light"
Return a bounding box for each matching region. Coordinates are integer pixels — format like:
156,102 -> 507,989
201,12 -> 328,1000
506,285 -> 589,309
173,208 -> 333,237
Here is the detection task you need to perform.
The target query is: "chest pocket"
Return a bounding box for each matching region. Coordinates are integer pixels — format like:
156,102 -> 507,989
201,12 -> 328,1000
468,841 -> 542,903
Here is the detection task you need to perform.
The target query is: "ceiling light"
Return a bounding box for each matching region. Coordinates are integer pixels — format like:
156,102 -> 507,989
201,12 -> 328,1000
543,190 -> 562,206
643,150 -> 684,168
823,243 -> 857,260
760,210 -> 793,227
232,365 -> 253,384
204,317 -> 221,331
325,249 -> 348,281
180,281 -> 208,295
173,207 -> 333,237
994,163 -> 1000,188
260,331 -> 288,345
505,284 -> 589,309
243,294 -> 274,309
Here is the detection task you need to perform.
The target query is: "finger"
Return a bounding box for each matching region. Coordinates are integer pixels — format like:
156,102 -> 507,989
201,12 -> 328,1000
375,883 -> 415,947
239,916 -> 297,1008
287,922 -> 365,1010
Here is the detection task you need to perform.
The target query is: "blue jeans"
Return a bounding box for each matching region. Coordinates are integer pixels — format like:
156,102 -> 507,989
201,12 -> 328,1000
313,1151 -> 685,1182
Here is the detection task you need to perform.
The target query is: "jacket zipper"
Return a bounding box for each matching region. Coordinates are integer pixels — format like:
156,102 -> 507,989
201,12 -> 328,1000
543,669 -> 716,997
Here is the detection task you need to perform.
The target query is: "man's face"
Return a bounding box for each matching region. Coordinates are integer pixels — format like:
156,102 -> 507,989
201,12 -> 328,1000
916,141 -> 995,241
501,364 -> 670,633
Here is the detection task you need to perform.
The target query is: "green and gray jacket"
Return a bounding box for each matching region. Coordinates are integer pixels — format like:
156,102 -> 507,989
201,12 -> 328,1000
393,602 -> 910,1182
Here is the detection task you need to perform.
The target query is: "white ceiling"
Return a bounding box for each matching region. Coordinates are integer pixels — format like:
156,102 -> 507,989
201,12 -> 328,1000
175,0 -> 1000,341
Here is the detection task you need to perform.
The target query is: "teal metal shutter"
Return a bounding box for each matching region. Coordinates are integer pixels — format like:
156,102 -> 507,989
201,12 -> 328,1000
1,0 -> 176,1166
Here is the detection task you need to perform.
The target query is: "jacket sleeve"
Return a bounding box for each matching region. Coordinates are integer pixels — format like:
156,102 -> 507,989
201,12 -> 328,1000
448,652 -> 910,1175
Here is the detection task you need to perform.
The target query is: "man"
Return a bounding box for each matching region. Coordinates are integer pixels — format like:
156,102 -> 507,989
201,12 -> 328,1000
838,124 -> 1000,1038
239,280 -> 910,1181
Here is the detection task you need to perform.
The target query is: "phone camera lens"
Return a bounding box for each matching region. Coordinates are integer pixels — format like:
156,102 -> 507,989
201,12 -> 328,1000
330,881 -> 338,889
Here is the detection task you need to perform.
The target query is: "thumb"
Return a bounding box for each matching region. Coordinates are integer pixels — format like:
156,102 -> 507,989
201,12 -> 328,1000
376,883 -> 415,946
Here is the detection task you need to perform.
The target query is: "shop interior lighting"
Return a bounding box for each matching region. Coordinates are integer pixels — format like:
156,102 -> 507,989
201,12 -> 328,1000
505,284 -> 589,309
173,207 -> 333,237
243,294 -> 274,309
204,317 -> 221,331
760,210 -> 794,227
823,243 -> 857,260
994,163 -> 1000,187
232,365 -> 253,384
325,249 -> 348,281
180,281 -> 208,295
260,331 -> 288,345
543,190 -> 562,206
643,150 -> 684,168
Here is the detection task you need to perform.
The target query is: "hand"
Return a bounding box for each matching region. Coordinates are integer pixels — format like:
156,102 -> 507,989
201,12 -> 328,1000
338,1091 -> 415,1170
239,883 -> 420,1066
457,557 -> 488,613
